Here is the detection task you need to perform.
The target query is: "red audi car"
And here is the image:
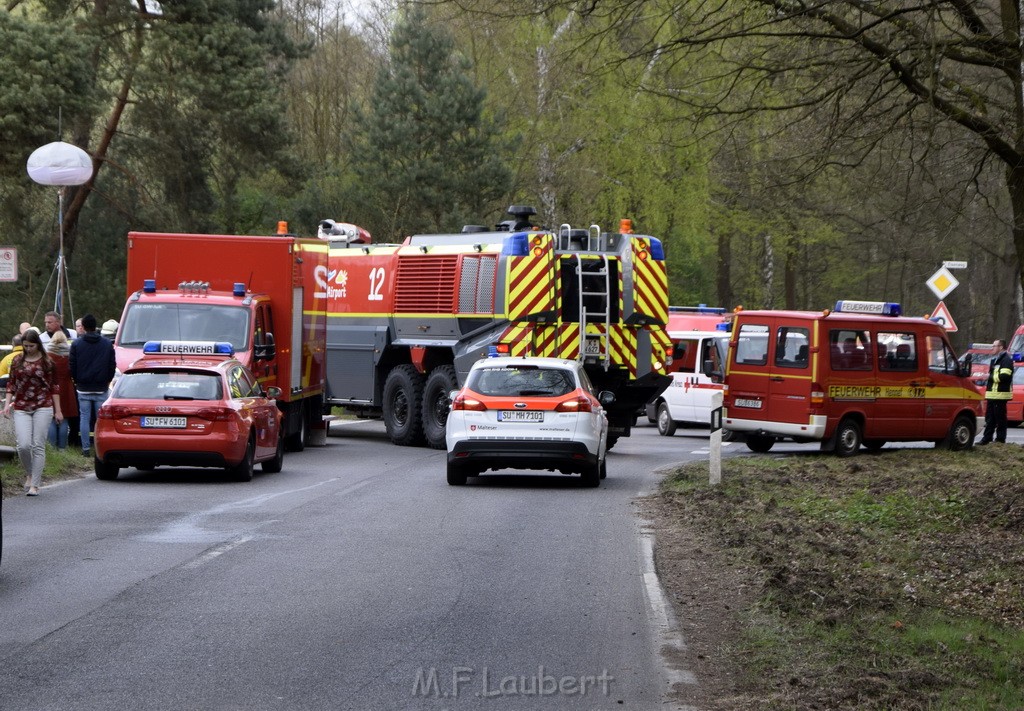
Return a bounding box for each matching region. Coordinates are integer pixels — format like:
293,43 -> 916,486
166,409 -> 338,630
94,341 -> 283,481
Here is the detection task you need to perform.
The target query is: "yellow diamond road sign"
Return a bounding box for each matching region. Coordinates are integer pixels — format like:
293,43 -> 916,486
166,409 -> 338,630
926,267 -> 959,300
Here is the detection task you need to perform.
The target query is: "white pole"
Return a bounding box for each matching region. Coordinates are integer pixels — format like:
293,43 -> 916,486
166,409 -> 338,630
709,391 -> 723,485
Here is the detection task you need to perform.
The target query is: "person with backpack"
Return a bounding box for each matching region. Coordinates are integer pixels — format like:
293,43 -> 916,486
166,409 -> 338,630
69,314 -> 116,458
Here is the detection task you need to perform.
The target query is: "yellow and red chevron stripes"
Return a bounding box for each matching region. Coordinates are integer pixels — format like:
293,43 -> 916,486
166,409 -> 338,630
507,233 -> 555,320
499,323 -> 559,357
632,238 -> 668,322
649,326 -> 672,373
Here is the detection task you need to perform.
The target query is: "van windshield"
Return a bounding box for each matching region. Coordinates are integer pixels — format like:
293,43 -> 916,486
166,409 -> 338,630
119,303 -> 251,350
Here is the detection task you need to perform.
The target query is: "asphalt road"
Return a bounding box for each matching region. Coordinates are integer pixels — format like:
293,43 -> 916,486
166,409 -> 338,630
0,420 -> 715,711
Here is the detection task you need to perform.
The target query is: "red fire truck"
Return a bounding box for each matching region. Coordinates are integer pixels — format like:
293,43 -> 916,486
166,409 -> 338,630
319,206 -> 673,449
114,230 -> 328,451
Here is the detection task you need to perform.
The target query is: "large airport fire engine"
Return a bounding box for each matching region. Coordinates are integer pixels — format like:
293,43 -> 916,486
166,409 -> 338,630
319,206 -> 674,449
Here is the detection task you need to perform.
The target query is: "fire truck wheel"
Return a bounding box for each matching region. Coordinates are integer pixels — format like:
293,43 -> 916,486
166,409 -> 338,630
285,405 -> 307,452
722,429 -> 739,443
745,434 -> 775,453
422,366 -> 458,450
383,365 -> 426,447
446,461 -> 468,486
262,429 -> 285,473
656,403 -> 677,437
94,457 -> 120,481
834,418 -> 862,457
605,435 -> 621,451
938,414 -> 975,451
229,436 -> 256,482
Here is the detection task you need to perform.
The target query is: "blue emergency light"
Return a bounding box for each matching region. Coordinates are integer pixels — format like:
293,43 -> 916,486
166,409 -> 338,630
833,300 -> 902,317
233,282 -> 246,297
143,279 -> 156,293
142,341 -> 234,356
487,345 -> 499,357
715,322 -> 730,331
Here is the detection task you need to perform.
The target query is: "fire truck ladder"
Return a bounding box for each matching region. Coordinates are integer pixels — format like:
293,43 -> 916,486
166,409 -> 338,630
574,250 -> 612,370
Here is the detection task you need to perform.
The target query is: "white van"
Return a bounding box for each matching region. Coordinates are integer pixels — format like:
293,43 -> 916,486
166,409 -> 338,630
645,307 -> 731,436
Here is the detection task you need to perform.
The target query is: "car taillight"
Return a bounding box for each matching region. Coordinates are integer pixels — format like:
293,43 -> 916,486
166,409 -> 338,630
451,394 -> 487,412
810,386 -> 825,405
98,405 -> 133,419
556,395 -> 593,413
196,407 -> 235,421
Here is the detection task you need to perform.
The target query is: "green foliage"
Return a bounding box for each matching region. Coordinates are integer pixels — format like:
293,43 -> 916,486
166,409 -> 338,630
0,13 -> 96,180
348,3 -> 515,240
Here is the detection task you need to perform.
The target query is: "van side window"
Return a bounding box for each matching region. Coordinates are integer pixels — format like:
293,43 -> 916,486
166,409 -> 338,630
878,332 -> 917,371
670,338 -> 698,373
735,324 -> 769,365
829,329 -> 871,370
774,327 -> 810,369
927,335 -> 957,374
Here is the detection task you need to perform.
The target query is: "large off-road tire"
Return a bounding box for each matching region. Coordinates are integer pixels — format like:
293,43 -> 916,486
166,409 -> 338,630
262,428 -> 285,473
94,457 -> 119,481
834,418 -> 862,457
446,461 -> 468,486
284,402 -> 307,453
229,435 -> 255,482
656,402 -> 677,437
383,365 -> 426,447
938,414 -> 975,451
745,434 -> 775,453
422,365 -> 457,450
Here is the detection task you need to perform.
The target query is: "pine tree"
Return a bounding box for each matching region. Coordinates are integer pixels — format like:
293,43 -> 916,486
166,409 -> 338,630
349,3 -> 514,240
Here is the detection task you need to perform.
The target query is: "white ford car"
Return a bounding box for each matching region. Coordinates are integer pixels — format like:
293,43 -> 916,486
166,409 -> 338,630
445,357 -> 613,487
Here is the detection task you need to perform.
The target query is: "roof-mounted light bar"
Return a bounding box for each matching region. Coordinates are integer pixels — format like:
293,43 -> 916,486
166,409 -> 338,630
142,341 -> 234,357
833,300 -> 902,317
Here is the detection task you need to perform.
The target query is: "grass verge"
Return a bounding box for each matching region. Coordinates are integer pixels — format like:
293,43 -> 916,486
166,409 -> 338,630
0,447 -> 91,498
653,445 -> 1024,710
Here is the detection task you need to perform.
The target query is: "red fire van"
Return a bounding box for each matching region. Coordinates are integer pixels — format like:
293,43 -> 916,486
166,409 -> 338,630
722,301 -> 984,455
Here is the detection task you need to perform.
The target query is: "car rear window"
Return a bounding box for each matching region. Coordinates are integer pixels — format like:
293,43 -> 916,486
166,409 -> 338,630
467,366 -> 576,397
115,371 -> 223,400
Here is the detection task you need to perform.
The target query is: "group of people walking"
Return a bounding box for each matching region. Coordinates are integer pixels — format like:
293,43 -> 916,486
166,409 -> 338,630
3,312 -> 116,496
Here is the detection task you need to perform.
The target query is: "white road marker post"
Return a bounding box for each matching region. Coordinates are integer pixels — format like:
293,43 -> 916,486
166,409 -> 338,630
709,391 -> 723,485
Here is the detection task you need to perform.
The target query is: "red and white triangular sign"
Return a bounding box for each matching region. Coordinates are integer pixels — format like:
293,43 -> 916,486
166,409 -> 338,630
930,301 -> 958,332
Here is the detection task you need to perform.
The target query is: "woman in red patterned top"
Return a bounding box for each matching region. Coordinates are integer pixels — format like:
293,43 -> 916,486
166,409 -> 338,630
3,328 -> 63,495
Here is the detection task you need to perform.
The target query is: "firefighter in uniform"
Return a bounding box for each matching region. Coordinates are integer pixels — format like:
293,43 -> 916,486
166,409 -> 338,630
979,339 -> 1014,445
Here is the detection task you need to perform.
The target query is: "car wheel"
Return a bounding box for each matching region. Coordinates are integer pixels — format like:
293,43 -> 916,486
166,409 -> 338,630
285,402 -> 307,452
421,365 -> 457,450
383,365 -> 426,447
938,414 -> 975,451
599,457 -> 607,480
722,429 -> 739,443
446,461 -> 468,486
262,428 -> 285,473
229,436 -> 255,482
745,434 -> 775,453
94,457 -> 119,481
656,402 -> 677,437
581,460 -> 601,488
863,439 -> 886,451
835,418 -> 862,457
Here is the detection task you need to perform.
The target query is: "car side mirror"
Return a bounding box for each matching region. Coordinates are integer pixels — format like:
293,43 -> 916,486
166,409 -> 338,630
255,332 -> 276,361
266,386 -> 282,399
598,391 -> 615,406
702,359 -> 723,382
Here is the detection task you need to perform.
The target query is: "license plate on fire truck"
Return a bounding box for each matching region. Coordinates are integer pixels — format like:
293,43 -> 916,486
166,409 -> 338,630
498,411 -> 544,422
584,339 -> 601,355
734,399 -> 762,409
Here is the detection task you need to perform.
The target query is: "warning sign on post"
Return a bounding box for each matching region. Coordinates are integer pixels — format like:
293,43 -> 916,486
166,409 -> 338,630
0,247 -> 17,283
930,301 -> 958,332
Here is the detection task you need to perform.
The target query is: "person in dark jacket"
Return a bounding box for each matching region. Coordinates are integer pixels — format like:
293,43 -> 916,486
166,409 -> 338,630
69,314 -> 116,457
978,339 -> 1014,445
